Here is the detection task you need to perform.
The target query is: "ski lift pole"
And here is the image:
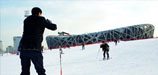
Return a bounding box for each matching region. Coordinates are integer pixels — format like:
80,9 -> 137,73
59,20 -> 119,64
96,48 -> 101,59
59,47 -> 63,75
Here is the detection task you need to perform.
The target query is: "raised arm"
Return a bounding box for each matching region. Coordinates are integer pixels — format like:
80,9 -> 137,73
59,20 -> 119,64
44,18 -> 57,30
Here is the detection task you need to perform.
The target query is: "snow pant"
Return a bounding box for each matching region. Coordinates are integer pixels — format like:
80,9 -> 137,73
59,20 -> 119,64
20,50 -> 46,75
103,50 -> 109,59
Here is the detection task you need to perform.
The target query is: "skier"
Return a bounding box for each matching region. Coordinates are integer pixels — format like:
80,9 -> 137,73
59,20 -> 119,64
18,7 -> 57,75
114,40 -> 117,45
81,42 -> 85,50
100,42 -> 110,60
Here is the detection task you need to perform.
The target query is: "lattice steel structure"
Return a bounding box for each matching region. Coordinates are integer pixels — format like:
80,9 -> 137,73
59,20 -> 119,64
46,24 -> 154,49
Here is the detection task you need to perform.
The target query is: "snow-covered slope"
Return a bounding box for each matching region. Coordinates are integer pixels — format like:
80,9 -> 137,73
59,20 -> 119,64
1,38 -> 158,75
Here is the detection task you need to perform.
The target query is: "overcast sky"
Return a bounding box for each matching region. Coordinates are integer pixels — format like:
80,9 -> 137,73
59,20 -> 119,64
0,0 -> 158,50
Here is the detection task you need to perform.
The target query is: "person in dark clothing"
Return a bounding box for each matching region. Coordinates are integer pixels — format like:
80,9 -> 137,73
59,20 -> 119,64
100,42 -> 110,60
18,7 -> 57,75
114,40 -> 117,45
81,42 -> 85,50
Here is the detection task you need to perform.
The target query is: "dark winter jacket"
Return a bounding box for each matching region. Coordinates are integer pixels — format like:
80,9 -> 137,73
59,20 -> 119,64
100,43 -> 109,51
18,15 -> 57,51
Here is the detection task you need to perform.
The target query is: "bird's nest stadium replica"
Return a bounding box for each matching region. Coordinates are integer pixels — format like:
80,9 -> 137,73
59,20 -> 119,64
46,24 -> 155,49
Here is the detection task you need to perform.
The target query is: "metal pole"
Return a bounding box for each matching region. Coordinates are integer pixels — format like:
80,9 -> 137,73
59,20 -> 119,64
59,47 -> 63,75
96,48 -> 101,59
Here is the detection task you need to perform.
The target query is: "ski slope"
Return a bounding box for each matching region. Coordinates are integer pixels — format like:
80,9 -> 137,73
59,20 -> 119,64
1,38 -> 158,75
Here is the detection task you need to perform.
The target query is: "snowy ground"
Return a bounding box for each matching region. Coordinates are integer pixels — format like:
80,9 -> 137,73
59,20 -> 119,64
1,38 -> 158,75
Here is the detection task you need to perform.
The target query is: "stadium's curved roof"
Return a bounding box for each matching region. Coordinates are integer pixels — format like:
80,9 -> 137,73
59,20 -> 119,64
46,24 -> 154,49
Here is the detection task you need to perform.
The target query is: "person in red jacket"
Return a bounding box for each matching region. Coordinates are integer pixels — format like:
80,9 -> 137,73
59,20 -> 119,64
100,42 -> 110,60
18,7 -> 57,75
